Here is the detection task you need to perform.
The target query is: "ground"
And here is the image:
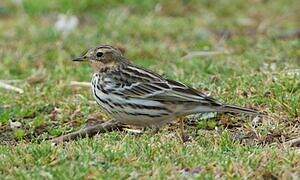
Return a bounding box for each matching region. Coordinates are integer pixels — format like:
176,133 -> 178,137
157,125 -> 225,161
0,0 -> 299,179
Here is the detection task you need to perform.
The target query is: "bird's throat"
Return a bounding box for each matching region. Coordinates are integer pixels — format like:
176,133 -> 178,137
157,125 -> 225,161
91,61 -> 119,73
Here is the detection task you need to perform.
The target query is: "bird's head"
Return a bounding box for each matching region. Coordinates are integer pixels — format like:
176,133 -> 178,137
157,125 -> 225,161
73,45 -> 127,71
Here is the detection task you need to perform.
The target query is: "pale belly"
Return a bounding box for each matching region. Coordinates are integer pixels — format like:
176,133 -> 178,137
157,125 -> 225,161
112,112 -> 173,127
91,77 -> 174,127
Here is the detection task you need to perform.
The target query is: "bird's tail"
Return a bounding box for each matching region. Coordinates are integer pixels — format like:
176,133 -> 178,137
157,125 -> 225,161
218,104 -> 261,115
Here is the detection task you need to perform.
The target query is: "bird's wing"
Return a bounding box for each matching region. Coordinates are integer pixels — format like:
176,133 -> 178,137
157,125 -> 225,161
120,80 -> 221,105
107,65 -> 222,105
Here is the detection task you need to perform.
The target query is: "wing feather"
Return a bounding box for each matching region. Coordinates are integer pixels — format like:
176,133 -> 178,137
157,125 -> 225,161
103,65 -> 221,105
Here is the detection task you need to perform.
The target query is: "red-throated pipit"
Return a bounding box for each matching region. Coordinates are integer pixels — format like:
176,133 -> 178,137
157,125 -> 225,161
73,45 -> 260,136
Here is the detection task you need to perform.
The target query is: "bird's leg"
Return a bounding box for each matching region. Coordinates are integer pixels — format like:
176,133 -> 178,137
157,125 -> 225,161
177,116 -> 186,142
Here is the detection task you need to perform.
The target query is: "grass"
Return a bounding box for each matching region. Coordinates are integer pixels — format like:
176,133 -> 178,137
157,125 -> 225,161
0,0 -> 299,179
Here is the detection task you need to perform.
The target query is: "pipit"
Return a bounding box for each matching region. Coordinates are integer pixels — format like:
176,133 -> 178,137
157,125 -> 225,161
73,45 -> 259,131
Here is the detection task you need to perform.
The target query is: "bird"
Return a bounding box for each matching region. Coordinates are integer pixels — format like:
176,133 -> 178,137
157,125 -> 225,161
72,45 -> 260,129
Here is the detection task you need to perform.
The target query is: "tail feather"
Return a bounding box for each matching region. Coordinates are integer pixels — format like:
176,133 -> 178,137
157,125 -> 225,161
188,104 -> 263,116
219,104 -> 261,115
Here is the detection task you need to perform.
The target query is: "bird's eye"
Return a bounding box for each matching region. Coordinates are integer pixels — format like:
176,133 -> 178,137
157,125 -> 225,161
96,52 -> 103,58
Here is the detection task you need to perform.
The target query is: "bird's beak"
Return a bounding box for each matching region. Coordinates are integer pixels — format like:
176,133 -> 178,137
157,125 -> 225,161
72,56 -> 86,62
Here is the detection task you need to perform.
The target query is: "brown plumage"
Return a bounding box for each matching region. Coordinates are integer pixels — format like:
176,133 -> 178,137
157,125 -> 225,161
73,45 -> 260,127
